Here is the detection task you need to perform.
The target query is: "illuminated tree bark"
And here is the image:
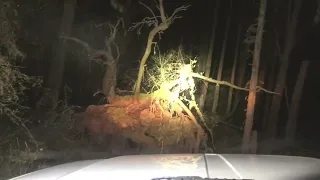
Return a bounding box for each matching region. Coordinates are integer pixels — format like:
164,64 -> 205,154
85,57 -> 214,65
241,0 -> 266,153
133,0 -> 169,97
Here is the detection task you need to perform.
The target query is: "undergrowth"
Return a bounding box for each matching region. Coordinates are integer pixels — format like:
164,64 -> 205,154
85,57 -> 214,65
0,96 -> 78,179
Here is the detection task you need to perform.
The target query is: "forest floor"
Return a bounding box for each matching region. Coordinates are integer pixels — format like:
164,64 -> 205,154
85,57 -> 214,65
0,102 -> 320,180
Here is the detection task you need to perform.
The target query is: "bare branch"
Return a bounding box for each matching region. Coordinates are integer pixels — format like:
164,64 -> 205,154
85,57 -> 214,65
139,1 -> 159,26
61,19 -> 123,65
167,5 -> 190,24
60,36 -> 94,55
133,0 -> 189,97
129,16 -> 160,34
104,19 -> 123,62
190,73 -> 279,95
129,1 -> 189,34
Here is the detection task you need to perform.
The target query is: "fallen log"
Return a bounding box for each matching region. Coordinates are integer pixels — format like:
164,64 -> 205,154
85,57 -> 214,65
72,94 -> 206,153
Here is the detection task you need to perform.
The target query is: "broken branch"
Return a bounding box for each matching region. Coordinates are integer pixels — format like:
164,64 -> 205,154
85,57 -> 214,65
190,73 -> 279,95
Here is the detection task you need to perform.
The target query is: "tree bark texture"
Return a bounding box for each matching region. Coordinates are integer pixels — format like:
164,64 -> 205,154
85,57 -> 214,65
134,0 -> 169,97
242,0 -> 267,153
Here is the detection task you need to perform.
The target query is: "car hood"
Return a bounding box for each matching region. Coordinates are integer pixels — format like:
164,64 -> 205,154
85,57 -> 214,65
9,154 -> 320,180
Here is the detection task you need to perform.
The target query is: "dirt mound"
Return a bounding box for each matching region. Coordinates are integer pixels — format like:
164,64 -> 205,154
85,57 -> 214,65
72,94 -> 206,153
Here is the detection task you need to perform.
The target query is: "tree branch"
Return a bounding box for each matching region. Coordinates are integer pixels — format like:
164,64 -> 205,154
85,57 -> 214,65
130,0 -> 189,97
60,36 -> 93,55
190,73 -> 279,95
60,19 -> 122,65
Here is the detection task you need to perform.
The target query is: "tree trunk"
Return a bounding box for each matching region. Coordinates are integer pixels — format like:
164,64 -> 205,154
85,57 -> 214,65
212,0 -> 232,113
266,0 -> 302,139
285,61 -> 309,140
102,54 -> 118,100
36,0 -> 77,112
241,0 -> 267,153
236,30 -> 250,99
234,45 -> 249,108
199,0 -> 220,112
227,21 -> 242,114
134,0 -> 170,97
261,2 -> 282,135
262,51 -> 277,130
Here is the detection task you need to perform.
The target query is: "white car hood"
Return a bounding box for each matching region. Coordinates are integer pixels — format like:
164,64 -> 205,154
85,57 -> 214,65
9,154 -> 320,180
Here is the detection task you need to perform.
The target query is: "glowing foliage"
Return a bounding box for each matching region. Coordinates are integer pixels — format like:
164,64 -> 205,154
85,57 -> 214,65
145,47 -> 198,116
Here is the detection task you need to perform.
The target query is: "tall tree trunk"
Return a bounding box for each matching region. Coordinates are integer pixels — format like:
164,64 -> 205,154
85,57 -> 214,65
266,0 -> 302,139
102,53 -> 118,100
241,0 -> 267,153
285,61 -> 309,140
284,1 -> 318,141
212,0 -> 232,113
36,0 -> 77,112
262,51 -> 277,130
261,2 -> 283,137
227,22 -> 242,114
199,0 -> 220,112
235,46 -> 249,107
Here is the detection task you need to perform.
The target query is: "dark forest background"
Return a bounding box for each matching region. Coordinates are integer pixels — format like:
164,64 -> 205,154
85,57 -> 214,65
0,0 -> 320,179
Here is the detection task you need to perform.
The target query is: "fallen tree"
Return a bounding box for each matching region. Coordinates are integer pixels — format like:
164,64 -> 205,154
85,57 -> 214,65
71,46 -> 277,153
72,49 -> 208,153
71,0 -> 278,153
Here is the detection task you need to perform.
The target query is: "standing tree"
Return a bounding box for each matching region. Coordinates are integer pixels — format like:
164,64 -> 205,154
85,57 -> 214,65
285,0 -> 319,141
266,0 -> 302,139
227,15 -> 242,114
242,0 -> 267,153
212,0 -> 232,113
36,0 -> 77,113
285,61 -> 308,140
61,19 -> 122,101
199,0 -> 220,112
